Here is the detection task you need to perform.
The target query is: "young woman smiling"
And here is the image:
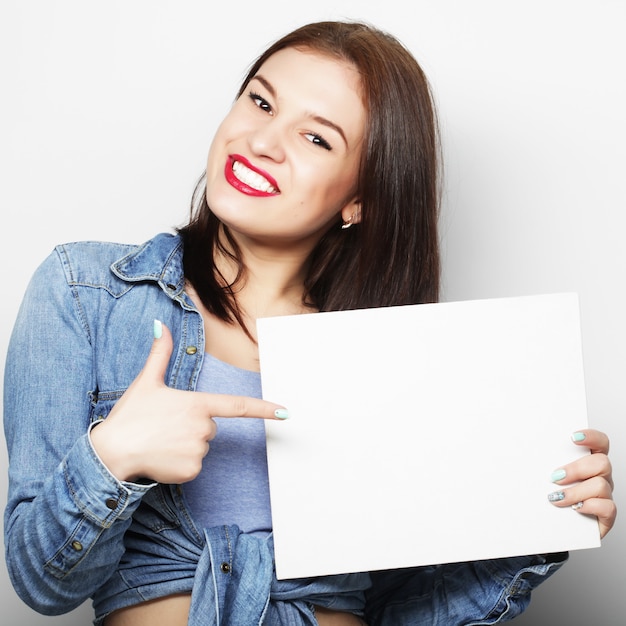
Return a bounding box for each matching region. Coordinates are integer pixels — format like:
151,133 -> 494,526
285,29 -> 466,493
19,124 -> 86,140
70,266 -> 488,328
3,21 -> 615,626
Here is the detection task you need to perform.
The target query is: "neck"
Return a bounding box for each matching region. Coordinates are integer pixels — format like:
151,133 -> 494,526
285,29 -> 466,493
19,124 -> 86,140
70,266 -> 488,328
215,227 -> 315,320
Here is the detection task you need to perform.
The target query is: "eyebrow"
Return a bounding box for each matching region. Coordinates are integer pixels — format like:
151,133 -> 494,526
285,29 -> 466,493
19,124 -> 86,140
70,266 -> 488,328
251,74 -> 349,148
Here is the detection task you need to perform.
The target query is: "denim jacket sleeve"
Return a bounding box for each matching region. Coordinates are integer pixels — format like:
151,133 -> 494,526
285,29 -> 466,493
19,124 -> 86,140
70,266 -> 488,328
3,249 -> 153,615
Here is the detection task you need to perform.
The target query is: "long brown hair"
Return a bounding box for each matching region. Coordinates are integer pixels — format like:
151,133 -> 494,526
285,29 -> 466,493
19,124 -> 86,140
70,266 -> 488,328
179,21 -> 441,328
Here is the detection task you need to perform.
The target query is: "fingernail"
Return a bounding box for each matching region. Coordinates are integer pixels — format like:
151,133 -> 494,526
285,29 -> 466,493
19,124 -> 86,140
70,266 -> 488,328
571,431 -> 586,442
572,501 -> 584,510
274,409 -> 289,420
153,319 -> 163,339
551,469 -> 567,483
548,491 -> 565,502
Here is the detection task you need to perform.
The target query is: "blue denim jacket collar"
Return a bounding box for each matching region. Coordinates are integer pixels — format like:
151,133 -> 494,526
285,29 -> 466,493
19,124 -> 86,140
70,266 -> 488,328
112,233 -> 186,293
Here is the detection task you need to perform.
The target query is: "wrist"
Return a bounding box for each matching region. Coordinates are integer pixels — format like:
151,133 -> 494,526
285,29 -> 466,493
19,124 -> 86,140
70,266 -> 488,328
89,420 -> 139,483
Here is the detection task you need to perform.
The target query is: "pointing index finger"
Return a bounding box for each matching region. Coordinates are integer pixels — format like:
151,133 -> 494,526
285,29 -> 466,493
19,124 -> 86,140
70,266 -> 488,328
201,393 -> 289,420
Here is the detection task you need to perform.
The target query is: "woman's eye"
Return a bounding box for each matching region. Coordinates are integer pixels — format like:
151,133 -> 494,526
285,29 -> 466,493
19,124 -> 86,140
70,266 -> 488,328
304,132 -> 332,151
249,91 -> 273,114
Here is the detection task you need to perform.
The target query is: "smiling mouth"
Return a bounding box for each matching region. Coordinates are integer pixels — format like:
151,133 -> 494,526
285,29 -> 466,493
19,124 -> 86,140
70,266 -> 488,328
231,159 -> 279,194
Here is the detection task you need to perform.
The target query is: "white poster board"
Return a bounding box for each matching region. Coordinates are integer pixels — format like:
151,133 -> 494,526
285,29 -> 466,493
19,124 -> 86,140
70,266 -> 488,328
257,293 -> 600,580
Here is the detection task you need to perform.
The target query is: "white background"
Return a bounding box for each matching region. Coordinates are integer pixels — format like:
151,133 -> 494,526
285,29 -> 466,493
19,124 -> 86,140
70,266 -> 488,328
1,1 -> 623,624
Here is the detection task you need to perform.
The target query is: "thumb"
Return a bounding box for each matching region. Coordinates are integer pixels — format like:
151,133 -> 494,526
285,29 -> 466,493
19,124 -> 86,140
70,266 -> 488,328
139,319 -> 174,385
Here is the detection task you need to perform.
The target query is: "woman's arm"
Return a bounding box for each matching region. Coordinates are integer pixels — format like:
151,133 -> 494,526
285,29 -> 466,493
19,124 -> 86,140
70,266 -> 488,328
3,251 -> 151,615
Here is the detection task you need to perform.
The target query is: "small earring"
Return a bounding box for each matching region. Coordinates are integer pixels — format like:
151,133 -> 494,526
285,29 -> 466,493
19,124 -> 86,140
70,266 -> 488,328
341,215 -> 354,230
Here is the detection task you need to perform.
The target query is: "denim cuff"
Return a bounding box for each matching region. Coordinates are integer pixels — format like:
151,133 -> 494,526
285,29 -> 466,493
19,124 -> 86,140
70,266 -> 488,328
65,428 -> 154,527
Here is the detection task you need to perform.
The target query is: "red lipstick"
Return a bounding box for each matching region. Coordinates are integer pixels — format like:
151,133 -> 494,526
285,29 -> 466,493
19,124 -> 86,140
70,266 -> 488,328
225,154 -> 279,197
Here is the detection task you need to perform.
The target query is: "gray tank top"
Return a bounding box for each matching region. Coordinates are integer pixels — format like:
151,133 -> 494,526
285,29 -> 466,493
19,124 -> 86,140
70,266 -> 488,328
183,352 -> 272,537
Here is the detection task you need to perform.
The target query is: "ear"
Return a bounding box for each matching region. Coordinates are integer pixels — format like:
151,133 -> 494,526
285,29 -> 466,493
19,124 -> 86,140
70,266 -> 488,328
340,199 -> 362,226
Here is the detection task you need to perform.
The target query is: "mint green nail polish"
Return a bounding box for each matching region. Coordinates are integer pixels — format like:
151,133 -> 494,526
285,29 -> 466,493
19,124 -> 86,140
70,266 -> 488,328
153,319 -> 163,339
551,469 -> 566,482
274,409 -> 289,420
571,432 -> 586,442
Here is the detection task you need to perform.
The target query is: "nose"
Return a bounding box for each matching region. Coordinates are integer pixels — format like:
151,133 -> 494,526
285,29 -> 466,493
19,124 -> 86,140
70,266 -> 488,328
247,119 -> 286,163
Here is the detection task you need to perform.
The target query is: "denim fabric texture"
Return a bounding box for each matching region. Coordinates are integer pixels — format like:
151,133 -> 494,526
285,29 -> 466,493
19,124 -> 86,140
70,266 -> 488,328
4,233 -> 566,625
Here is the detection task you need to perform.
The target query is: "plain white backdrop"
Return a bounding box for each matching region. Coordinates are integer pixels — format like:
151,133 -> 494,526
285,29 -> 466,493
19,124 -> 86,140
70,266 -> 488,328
1,1 -> 623,624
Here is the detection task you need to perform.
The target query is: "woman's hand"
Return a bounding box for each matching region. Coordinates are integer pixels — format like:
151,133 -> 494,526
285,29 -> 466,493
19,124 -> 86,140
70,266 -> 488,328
90,321 -> 287,484
548,429 -> 616,538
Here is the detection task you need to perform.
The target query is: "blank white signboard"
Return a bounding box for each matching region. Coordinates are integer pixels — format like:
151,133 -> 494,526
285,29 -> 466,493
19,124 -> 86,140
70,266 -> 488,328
257,293 -> 600,580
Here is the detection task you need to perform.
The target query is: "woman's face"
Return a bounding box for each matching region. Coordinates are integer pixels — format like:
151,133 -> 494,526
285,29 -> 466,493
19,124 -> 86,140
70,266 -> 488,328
205,47 -> 365,252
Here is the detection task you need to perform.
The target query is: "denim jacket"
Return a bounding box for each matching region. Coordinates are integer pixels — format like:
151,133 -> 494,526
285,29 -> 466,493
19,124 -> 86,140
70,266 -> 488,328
4,233 -> 566,625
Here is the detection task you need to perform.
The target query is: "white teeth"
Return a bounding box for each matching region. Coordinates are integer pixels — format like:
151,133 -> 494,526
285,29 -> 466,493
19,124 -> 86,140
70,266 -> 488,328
232,160 -> 277,193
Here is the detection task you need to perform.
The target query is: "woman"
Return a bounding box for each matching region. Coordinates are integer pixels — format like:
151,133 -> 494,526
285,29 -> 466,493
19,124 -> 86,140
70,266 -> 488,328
3,21 -> 615,626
